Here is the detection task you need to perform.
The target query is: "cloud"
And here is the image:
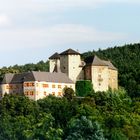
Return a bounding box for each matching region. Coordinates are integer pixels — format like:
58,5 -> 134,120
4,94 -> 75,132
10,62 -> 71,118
0,14 -> 11,27
0,24 -> 126,51
46,24 -> 125,44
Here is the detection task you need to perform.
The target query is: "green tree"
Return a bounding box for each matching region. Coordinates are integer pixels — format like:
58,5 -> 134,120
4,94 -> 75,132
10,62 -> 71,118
66,116 -> 106,140
76,80 -> 93,97
63,87 -> 75,100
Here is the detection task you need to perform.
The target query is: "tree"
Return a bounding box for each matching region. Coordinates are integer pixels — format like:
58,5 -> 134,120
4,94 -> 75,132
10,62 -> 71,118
63,87 -> 75,100
66,116 -> 106,140
76,80 -> 93,97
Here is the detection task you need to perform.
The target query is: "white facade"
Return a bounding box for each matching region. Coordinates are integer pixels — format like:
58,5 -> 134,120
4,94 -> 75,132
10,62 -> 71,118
49,59 -> 60,73
24,81 -> 75,101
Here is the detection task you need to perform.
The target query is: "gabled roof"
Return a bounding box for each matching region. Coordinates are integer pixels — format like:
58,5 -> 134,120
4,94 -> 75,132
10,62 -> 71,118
1,73 -> 31,84
1,71 -> 74,84
102,60 -> 117,70
1,73 -> 14,84
85,55 -> 108,66
60,48 -> 80,55
30,71 -> 74,83
49,52 -> 60,59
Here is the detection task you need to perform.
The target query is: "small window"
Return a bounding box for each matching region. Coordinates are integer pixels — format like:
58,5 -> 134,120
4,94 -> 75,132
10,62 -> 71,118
52,85 -> 55,88
32,83 -> 35,86
26,83 -> 29,87
58,92 -> 62,96
44,91 -> 47,96
43,84 -> 49,88
58,85 -> 62,88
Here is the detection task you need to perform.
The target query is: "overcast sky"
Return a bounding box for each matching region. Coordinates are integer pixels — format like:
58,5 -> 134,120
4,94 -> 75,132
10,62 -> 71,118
0,0 -> 140,67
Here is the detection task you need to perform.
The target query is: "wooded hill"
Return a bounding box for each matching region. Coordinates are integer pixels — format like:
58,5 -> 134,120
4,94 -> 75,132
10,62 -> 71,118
0,44 -> 140,140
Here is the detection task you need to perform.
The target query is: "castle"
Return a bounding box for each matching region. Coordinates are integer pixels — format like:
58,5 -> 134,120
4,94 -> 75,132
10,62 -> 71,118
0,48 -> 118,100
49,48 -> 118,92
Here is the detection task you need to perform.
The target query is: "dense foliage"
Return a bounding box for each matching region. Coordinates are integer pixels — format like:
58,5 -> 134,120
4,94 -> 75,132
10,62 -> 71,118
0,88 -> 140,139
0,43 -> 139,139
76,80 -> 93,97
82,43 -> 140,98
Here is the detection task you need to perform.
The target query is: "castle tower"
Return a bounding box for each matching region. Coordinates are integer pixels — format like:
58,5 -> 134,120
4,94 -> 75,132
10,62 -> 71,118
49,52 -> 61,73
59,49 -> 84,82
84,55 -> 109,92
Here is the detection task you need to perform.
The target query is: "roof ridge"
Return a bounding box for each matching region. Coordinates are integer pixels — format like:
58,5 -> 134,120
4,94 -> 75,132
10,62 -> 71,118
49,52 -> 60,59
60,48 -> 80,55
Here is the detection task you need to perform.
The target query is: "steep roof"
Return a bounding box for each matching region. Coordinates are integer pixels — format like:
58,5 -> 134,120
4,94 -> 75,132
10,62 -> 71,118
1,73 -> 15,84
102,60 -> 117,70
60,48 -> 80,55
49,52 -> 60,59
30,71 -> 74,83
85,55 -> 108,66
1,71 -> 74,84
1,73 -> 31,84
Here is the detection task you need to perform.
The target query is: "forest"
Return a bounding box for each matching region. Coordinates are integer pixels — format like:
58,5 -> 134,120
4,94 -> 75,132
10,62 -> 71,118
0,88 -> 140,140
0,43 -> 140,139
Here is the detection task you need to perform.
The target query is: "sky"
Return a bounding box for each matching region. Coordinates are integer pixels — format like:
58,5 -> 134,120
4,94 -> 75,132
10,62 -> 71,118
0,0 -> 140,67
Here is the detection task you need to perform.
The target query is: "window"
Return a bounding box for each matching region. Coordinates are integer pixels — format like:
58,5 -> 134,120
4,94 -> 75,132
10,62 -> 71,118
52,92 -> 55,96
52,85 -> 55,88
26,83 -> 29,87
9,85 -> 13,89
30,91 -> 34,96
58,85 -> 61,88
43,84 -> 49,88
31,83 -> 35,86
58,92 -> 62,96
44,91 -> 47,96
25,91 -> 29,95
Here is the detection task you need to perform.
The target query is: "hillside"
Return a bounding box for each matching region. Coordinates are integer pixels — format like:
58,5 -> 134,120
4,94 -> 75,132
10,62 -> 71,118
0,44 -> 140,139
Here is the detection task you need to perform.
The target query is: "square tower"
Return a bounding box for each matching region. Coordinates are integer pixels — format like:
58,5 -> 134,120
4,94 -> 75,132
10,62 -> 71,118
60,49 -> 84,82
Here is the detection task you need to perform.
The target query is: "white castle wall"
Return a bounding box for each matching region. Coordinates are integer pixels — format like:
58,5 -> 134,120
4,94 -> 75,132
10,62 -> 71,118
23,81 -> 75,101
